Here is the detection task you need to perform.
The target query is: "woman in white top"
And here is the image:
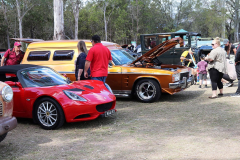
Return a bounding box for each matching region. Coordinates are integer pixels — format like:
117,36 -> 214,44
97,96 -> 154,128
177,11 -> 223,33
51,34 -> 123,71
205,37 -> 227,99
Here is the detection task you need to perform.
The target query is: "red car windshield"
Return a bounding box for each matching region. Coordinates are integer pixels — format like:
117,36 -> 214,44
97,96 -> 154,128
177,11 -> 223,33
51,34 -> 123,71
20,67 -> 70,87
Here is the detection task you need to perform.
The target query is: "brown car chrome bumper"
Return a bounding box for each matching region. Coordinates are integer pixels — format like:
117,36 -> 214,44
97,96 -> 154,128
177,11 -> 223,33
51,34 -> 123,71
0,117 -> 17,135
169,77 -> 192,89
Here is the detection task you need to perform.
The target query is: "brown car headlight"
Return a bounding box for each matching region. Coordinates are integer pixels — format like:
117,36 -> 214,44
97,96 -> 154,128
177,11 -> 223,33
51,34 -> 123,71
172,73 -> 180,82
2,85 -> 13,102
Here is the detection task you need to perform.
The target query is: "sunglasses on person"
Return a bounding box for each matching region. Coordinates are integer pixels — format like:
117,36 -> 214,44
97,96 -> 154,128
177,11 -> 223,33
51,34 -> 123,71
211,43 -> 215,46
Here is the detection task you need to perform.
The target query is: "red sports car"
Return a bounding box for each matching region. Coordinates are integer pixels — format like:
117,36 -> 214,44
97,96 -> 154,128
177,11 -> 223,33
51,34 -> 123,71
0,64 -> 116,130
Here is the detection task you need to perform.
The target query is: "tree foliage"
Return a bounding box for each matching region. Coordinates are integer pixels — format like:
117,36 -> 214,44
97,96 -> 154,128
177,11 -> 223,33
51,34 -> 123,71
0,0 -> 239,48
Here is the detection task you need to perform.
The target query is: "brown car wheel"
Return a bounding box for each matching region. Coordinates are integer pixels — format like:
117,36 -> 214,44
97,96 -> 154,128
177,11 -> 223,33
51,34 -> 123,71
135,79 -> 161,103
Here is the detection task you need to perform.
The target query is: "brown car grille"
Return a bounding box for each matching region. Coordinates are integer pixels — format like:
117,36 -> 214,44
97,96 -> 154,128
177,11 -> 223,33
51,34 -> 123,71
0,101 -> 2,116
180,72 -> 189,80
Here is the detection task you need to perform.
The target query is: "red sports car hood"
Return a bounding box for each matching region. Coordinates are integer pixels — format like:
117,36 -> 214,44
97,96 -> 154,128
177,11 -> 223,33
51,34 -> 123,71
59,80 -> 115,102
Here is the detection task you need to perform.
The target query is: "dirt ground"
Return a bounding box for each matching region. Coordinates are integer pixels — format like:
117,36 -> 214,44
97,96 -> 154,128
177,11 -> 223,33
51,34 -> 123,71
1,82 -> 240,160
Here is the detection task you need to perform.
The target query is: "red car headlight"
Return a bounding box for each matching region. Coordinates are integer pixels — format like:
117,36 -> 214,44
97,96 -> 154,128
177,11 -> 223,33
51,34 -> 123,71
63,90 -> 87,102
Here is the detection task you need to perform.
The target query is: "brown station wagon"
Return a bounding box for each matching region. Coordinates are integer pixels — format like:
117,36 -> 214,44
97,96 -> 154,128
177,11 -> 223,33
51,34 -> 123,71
18,37 -> 192,103
0,81 -> 17,142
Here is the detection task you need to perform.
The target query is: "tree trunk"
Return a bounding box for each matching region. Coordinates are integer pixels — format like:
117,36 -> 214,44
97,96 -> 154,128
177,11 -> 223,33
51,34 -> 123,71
16,0 -> 23,38
72,0 -> 81,40
74,12 -> 79,40
104,3 -> 107,41
234,0 -> 239,42
135,0 -> 139,43
54,0 -> 64,40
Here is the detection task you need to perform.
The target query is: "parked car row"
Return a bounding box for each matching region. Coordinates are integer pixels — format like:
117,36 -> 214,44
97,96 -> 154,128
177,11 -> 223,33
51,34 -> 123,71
17,37 -> 192,103
0,35 -> 193,143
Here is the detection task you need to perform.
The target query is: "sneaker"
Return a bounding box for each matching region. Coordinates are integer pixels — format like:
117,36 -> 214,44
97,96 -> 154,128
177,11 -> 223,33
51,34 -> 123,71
223,83 -> 228,88
230,92 -> 240,97
227,83 -> 233,87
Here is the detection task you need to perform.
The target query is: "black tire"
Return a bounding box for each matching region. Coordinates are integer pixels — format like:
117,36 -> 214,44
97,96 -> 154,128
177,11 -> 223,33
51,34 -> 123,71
34,97 -> 65,130
135,79 -> 161,103
0,133 -> 7,143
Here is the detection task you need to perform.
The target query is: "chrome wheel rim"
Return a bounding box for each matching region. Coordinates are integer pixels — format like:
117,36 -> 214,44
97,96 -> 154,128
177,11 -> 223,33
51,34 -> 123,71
137,82 -> 156,100
37,101 -> 58,127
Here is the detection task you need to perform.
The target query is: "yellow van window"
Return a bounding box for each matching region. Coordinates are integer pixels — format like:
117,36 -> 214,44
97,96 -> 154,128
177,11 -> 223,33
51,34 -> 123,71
53,50 -> 74,61
27,51 -> 50,61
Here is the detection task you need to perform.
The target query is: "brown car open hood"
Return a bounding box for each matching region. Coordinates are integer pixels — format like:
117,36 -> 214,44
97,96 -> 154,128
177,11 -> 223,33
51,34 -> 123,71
131,37 -> 183,67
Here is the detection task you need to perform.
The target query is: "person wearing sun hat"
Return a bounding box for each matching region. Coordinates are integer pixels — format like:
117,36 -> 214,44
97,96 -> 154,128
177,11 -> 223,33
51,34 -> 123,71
1,42 -> 25,66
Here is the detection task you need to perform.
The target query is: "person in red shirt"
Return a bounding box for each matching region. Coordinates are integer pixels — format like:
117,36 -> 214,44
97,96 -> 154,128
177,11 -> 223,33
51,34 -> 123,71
1,42 -> 25,66
84,35 -> 112,83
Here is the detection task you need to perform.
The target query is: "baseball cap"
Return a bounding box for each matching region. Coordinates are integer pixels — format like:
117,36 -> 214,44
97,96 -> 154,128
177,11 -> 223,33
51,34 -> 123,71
223,39 -> 229,45
14,42 -> 21,47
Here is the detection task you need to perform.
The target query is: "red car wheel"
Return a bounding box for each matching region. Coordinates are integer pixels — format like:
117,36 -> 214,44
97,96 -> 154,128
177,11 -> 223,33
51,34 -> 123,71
34,97 -> 65,130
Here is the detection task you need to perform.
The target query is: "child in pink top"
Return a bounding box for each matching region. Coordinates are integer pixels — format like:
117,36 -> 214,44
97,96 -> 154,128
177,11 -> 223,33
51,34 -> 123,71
197,55 -> 208,88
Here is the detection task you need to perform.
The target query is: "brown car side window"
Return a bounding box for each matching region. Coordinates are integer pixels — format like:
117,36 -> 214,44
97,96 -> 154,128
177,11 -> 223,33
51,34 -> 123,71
27,51 -> 50,61
53,50 -> 74,61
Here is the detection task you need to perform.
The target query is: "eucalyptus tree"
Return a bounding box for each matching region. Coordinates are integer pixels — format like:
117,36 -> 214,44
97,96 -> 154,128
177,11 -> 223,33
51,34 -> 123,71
15,0 -> 36,38
53,0 -> 64,40
128,0 -> 143,43
70,0 -> 82,39
97,0 -> 117,41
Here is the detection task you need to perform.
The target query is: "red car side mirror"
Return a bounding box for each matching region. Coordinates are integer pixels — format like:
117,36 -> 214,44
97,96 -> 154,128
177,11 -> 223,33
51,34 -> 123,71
15,82 -> 22,88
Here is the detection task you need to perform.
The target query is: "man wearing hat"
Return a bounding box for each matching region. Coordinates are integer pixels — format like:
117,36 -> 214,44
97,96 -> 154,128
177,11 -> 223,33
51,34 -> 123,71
223,39 -> 236,62
1,42 -> 25,66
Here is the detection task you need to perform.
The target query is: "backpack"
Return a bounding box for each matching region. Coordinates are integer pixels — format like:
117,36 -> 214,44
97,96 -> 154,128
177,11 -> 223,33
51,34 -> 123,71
226,59 -> 237,80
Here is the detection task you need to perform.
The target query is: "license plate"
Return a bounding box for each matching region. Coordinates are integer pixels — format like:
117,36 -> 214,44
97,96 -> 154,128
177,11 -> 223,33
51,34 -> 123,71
104,109 -> 115,117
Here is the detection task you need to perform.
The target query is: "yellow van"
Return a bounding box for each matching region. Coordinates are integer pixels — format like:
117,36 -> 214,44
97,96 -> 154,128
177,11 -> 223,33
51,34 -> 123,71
20,40 -> 121,81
